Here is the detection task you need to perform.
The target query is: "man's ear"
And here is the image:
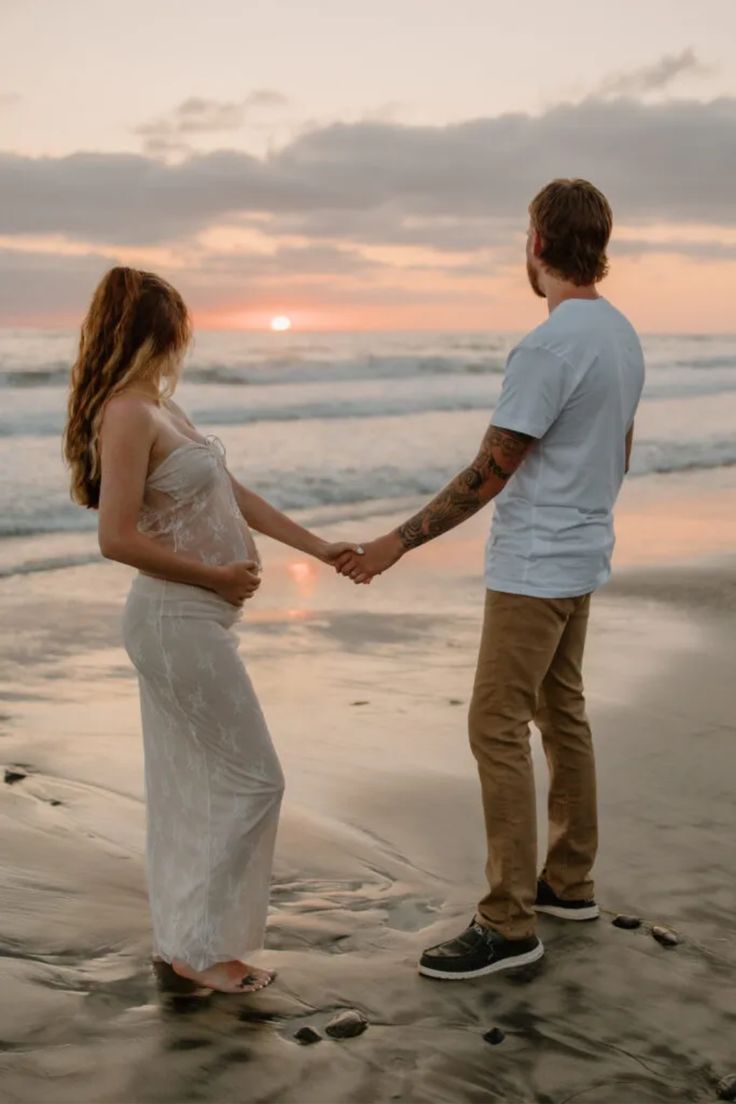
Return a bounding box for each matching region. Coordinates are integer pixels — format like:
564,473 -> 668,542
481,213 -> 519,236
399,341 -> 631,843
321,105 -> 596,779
532,230 -> 544,258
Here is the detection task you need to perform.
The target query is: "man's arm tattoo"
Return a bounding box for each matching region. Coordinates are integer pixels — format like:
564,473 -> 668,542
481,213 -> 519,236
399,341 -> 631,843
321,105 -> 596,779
397,426 -> 533,550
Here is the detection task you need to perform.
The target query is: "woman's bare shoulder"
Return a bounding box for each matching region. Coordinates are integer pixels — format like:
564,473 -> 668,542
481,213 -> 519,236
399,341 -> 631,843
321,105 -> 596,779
101,392 -> 157,439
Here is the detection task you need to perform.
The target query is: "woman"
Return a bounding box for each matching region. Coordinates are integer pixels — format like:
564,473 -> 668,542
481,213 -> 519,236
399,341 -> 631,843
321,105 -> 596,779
64,267 -> 358,994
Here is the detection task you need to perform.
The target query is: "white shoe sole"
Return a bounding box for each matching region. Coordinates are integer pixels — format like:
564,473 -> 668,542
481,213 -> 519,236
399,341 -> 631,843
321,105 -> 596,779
535,903 -> 600,921
418,939 -> 544,980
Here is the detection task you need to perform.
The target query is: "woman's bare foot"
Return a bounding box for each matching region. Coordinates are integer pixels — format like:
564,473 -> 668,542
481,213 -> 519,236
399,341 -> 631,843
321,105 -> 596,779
171,958 -> 275,994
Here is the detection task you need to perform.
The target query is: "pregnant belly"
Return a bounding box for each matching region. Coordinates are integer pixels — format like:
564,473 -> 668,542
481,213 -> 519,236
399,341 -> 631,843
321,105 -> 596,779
211,518 -> 261,568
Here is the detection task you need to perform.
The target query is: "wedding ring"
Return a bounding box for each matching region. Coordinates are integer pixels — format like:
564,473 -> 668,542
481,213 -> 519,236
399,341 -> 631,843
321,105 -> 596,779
356,545 -> 366,554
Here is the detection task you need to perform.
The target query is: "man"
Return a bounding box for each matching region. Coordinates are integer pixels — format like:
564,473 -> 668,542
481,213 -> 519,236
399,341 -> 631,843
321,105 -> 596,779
335,178 -> 645,980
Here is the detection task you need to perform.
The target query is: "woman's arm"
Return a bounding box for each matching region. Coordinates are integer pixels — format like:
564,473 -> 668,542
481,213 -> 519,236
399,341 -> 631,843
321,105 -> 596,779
228,475 -> 354,564
98,397 -> 260,605
162,396 -> 357,567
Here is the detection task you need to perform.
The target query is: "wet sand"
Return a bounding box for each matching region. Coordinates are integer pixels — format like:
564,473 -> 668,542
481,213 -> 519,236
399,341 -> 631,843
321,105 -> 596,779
1,468 -> 735,1104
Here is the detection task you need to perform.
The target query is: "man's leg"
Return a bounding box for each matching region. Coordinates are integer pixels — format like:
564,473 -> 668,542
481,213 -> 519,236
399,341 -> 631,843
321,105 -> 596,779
535,593 -> 598,903
469,590 -> 574,939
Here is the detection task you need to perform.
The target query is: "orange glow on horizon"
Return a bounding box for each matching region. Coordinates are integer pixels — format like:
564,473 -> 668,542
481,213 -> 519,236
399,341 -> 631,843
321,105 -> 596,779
4,235 -> 736,333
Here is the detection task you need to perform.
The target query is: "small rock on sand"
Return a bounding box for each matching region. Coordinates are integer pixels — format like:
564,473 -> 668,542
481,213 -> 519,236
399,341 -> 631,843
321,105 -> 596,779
4,768 -> 27,785
651,925 -> 679,947
351,701 -> 370,707
612,914 -> 642,930
717,1075 -> 736,1101
483,1028 -> 505,1045
325,1009 -> 369,1039
294,1026 -> 322,1046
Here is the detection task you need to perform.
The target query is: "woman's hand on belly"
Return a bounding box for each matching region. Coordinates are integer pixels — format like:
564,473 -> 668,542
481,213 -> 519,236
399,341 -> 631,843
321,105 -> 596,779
211,560 -> 262,606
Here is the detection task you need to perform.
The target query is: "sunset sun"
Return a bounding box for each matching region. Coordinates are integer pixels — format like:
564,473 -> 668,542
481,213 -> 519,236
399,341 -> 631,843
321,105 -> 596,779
270,315 -> 292,332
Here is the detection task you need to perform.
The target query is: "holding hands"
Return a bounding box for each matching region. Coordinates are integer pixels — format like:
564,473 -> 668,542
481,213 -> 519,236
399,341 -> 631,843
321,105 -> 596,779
328,531 -> 405,585
210,536 -> 402,607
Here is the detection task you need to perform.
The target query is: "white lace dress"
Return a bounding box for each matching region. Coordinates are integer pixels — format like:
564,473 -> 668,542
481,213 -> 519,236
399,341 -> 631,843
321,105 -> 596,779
122,436 -> 284,971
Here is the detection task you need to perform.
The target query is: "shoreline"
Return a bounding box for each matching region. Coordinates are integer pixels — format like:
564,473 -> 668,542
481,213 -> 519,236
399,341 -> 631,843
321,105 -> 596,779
3,461 -> 736,581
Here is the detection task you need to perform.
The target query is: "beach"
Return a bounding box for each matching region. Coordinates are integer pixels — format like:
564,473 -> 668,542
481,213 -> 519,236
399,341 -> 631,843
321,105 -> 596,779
4,0 -> 736,1092
1,461 -> 735,1104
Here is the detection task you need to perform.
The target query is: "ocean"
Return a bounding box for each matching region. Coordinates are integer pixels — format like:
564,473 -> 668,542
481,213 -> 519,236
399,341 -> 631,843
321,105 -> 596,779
1,327 -> 735,577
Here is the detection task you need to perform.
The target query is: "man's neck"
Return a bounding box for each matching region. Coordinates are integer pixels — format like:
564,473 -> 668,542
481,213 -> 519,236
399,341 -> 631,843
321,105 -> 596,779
544,282 -> 600,314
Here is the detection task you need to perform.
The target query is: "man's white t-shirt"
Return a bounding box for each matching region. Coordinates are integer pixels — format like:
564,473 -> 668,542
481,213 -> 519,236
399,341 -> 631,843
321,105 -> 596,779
485,297 -> 645,598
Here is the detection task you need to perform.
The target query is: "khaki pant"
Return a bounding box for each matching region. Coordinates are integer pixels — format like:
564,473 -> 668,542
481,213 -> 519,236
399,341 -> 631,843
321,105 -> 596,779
468,589 -> 597,940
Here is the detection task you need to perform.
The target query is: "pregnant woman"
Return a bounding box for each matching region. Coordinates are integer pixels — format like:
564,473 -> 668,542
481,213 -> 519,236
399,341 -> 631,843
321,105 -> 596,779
64,267 -> 358,994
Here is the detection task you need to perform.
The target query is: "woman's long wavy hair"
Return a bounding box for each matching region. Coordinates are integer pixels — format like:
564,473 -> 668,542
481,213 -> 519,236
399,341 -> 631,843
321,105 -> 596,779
64,266 -> 191,509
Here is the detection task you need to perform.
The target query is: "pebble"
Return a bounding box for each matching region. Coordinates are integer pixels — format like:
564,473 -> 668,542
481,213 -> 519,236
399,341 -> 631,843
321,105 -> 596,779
483,1028 -> 505,1045
612,914 -> 642,930
651,925 -> 679,947
50,800 -> 62,807
325,1009 -> 369,1039
351,701 -> 370,707
449,699 -> 463,706
4,768 -> 26,785
717,1074 -> 736,1101
294,1026 -> 322,1046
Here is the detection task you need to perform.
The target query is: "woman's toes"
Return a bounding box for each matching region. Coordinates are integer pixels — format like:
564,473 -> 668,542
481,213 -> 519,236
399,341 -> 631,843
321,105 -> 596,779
238,967 -> 275,991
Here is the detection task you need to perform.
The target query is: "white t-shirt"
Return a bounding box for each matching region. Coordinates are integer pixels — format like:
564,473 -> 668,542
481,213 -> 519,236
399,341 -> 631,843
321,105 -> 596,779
485,297 -> 645,598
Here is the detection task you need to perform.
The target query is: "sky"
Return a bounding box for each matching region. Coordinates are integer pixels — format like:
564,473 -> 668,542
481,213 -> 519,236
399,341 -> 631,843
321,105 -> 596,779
1,0 -> 735,332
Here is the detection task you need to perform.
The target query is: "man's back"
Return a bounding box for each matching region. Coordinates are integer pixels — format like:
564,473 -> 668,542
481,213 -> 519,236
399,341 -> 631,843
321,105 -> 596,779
338,179 -> 641,980
486,297 -> 645,598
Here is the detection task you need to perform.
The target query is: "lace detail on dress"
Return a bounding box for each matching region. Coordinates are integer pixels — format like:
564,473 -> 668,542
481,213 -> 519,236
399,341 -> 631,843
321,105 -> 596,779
138,437 -> 260,569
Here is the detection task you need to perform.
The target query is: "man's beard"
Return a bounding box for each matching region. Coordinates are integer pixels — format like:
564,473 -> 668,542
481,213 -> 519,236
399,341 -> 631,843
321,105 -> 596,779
526,259 -> 546,299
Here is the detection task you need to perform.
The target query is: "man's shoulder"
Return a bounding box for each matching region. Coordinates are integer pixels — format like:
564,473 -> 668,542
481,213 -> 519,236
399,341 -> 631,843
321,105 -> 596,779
510,317 -> 570,367
515,299 -> 641,363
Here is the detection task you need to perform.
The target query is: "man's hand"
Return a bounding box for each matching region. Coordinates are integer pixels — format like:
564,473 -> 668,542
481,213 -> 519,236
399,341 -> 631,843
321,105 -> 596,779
333,532 -> 404,584
320,541 -> 368,567
212,560 -> 262,606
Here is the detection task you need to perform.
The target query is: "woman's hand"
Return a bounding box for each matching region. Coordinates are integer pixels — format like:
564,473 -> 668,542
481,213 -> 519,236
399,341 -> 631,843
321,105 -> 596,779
212,561 -> 262,606
320,541 -> 372,582
333,532 -> 404,584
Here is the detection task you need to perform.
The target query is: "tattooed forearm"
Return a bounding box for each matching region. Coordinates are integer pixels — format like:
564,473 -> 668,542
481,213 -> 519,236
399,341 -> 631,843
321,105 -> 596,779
397,425 -> 533,550
398,467 -> 486,549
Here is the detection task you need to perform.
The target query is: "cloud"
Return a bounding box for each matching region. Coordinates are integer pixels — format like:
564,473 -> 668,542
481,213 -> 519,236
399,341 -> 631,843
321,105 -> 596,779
0,238 -> 383,311
0,246 -> 117,320
135,136 -> 194,159
2,95 -> 736,254
242,90 -> 291,112
134,90 -> 291,152
137,98 -> 246,138
0,243 -> 482,324
611,238 -> 736,260
596,48 -> 711,98
200,242 -> 382,278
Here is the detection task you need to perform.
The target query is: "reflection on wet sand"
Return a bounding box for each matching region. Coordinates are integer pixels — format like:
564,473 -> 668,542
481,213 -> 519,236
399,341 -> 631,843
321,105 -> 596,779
1,473 -> 735,1103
